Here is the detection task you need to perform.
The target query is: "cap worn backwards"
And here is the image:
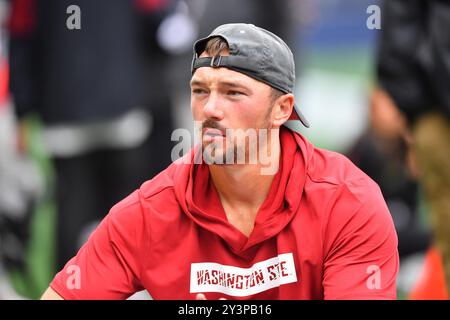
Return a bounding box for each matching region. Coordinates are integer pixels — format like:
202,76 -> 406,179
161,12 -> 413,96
191,23 -> 310,129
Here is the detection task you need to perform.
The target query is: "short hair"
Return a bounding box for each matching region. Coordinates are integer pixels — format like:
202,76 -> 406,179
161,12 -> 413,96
203,37 -> 284,104
204,37 -> 229,57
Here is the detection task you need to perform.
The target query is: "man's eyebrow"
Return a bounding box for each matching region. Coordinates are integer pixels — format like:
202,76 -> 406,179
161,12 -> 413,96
190,79 -> 249,89
190,80 -> 204,87
219,81 -> 248,89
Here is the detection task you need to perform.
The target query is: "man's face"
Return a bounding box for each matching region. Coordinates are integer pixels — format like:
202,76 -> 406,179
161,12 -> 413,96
190,57 -> 275,164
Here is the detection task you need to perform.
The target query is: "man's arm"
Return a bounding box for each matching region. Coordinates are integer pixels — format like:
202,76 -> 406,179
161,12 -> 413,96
322,180 -> 399,299
41,287 -> 64,300
46,190 -> 146,299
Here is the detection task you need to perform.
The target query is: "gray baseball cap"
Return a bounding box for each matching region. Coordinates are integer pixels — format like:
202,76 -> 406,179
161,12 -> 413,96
191,23 -> 310,130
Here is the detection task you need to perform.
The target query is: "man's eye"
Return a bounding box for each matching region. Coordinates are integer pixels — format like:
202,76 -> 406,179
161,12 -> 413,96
228,90 -> 244,96
192,88 -> 207,94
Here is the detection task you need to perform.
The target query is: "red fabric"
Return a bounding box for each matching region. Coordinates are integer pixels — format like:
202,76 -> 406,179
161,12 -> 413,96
134,0 -> 168,12
288,109 -> 299,120
0,59 -> 8,106
409,247 -> 448,300
50,128 -> 399,300
7,0 -> 36,37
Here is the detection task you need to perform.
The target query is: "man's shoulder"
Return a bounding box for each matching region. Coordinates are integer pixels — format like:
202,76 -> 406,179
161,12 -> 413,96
306,146 -> 377,191
303,146 -> 384,213
139,165 -> 177,200
305,147 -> 396,249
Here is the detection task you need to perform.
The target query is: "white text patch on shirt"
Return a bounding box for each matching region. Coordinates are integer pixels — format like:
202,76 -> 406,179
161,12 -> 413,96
190,253 -> 297,297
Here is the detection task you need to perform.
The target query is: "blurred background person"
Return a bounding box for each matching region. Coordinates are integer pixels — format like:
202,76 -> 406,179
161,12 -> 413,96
375,0 -> 450,299
8,0 -> 178,274
348,88 -> 432,260
0,0 -> 43,299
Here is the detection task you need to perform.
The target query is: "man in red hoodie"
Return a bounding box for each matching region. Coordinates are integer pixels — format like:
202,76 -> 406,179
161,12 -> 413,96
42,23 -> 399,300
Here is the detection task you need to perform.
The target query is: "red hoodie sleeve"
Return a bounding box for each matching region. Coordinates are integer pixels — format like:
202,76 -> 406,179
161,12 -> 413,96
50,190 -> 147,300
322,179 -> 400,300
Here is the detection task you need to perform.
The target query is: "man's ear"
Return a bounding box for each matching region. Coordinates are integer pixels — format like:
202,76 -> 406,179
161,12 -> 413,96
271,94 -> 294,128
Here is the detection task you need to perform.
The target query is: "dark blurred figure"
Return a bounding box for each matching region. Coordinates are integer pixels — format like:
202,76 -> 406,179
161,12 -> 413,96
375,0 -> 450,296
8,0 -> 177,270
348,89 -> 432,259
195,0 -> 296,45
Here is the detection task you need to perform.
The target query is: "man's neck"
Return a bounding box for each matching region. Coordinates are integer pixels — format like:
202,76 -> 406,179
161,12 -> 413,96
208,139 -> 281,236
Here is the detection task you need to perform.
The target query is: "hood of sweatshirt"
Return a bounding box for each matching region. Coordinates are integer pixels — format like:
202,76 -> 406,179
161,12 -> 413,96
172,127 -> 313,254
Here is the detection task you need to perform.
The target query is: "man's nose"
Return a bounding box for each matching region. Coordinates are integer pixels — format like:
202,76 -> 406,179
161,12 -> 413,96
203,94 -> 224,120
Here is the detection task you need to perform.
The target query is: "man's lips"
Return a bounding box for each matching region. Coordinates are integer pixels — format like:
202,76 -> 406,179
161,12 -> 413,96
202,128 -> 225,142
203,128 -> 225,137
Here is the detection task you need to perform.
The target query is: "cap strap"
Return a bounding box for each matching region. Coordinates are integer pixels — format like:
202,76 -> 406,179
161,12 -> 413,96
192,56 -> 253,73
